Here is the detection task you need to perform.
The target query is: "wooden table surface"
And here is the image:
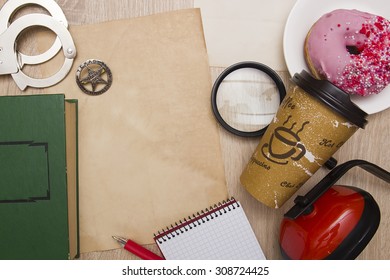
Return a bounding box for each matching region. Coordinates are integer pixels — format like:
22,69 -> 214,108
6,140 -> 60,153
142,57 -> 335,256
1,0 -> 389,260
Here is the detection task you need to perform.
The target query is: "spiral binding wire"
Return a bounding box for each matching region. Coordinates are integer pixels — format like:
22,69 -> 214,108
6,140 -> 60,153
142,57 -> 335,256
153,197 -> 239,244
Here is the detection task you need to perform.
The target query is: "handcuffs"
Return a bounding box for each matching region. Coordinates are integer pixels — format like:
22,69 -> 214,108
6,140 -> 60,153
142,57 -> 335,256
0,0 -> 76,90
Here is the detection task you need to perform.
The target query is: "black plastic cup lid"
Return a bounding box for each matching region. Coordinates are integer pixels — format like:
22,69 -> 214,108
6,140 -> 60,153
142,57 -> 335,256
292,70 -> 368,128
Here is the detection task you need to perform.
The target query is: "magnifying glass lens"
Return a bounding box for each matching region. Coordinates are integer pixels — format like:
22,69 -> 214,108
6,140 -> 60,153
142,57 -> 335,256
216,67 -> 282,134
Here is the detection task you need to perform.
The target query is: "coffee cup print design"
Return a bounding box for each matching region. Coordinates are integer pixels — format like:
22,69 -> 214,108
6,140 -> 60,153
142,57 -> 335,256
261,116 -> 309,165
240,75 -> 365,209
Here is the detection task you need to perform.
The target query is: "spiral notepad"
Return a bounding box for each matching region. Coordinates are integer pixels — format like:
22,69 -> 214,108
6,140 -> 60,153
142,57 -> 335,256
153,198 -> 265,260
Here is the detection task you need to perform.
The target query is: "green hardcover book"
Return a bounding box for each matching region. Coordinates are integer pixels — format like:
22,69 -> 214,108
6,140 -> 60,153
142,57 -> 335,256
0,94 -> 79,260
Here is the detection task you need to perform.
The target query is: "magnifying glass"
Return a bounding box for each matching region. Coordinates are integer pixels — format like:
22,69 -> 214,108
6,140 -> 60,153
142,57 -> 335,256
211,61 -> 286,137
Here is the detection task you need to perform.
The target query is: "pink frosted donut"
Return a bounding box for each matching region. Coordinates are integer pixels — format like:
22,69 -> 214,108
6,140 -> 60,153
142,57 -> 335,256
304,9 -> 390,96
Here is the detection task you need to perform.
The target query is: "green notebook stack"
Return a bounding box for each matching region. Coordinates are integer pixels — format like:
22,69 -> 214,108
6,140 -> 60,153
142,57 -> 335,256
0,94 -> 79,260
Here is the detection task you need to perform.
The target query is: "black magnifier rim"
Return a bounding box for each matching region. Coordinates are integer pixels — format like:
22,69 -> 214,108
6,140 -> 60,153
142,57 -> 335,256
211,61 -> 286,138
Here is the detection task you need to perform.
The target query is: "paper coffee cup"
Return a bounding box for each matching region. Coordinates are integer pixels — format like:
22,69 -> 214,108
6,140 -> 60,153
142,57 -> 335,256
240,70 -> 368,208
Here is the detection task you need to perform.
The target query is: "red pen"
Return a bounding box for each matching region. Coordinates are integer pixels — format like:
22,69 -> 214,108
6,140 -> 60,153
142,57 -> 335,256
112,236 -> 164,260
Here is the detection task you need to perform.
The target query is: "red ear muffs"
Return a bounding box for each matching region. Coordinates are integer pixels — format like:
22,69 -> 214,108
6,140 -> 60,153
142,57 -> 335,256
280,185 -> 380,259
279,160 -> 390,260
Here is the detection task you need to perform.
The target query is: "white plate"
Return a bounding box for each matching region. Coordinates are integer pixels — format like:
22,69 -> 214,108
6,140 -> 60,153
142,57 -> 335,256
283,0 -> 390,114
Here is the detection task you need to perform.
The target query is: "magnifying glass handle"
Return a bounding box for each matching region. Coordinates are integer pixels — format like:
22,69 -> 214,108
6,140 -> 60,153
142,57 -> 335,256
285,159 -> 390,219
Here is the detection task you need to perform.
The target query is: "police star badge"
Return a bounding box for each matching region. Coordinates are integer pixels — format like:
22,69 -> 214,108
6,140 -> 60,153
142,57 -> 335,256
76,59 -> 113,95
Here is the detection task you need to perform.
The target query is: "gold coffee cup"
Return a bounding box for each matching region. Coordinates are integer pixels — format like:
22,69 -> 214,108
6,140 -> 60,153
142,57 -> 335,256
240,70 -> 368,208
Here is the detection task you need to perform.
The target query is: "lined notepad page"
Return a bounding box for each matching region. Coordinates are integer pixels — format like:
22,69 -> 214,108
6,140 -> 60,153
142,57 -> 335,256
154,200 -> 265,260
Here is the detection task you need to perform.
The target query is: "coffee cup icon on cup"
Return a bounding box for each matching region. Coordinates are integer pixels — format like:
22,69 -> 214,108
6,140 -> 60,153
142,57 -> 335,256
261,116 -> 309,165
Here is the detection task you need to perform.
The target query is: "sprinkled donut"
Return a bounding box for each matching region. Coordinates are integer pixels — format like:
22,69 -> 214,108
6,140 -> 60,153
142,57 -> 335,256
304,9 -> 390,96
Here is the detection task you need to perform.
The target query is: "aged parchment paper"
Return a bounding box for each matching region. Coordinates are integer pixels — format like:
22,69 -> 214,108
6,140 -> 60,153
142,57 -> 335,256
36,9 -> 228,252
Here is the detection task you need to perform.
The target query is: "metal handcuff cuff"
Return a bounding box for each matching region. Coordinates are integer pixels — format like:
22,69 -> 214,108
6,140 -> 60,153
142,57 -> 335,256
0,0 -> 76,90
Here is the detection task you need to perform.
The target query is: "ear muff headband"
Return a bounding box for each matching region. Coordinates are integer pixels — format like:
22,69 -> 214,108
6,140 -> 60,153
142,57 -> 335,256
285,159 -> 390,219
